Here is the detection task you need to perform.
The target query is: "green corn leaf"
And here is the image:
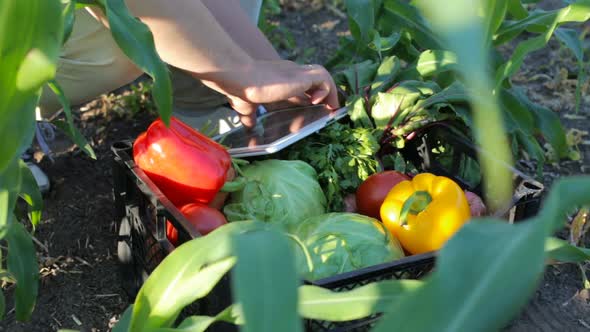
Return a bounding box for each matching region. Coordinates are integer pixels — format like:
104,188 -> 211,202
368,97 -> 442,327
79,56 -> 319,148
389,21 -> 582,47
129,221 -> 269,330
17,50 -> 56,93
0,160 -> 21,239
555,28 -> 584,61
507,0 -> 529,19
299,279 -> 423,321
495,2 -> 590,46
6,221 -> 39,321
99,0 -> 173,124
499,88 -> 545,165
112,306 -> 133,332
483,0 -> 508,48
555,27 -> 586,113
495,9 -> 559,45
546,237 -> 590,263
415,50 -> 458,78
153,305 -> 244,332
417,0 -> 514,210
374,218 -> 546,332
61,0 -> 77,44
47,80 -> 96,160
536,176 -> 590,234
495,35 -> 551,90
233,230 -> 302,332
511,87 -> 568,159
0,0 -> 62,172
17,160 -> 43,230
494,2 -> 590,88
500,88 -> 535,133
345,0 -> 376,42
0,94 -> 37,175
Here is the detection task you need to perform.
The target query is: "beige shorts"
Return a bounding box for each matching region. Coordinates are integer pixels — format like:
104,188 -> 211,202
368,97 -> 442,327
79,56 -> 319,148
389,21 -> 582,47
41,1 -> 262,135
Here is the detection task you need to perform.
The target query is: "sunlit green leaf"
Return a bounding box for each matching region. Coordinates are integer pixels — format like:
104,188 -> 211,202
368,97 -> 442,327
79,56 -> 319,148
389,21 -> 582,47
99,0 -> 173,124
371,55 -> 401,94
546,237 -> 590,262
47,80 -> 96,159
16,49 -> 56,92
153,305 -> 244,332
17,160 -> 43,230
348,96 -> 373,128
299,280 -> 423,321
371,92 -> 411,129
129,221 -> 268,330
415,50 -> 458,78
6,221 -> 39,321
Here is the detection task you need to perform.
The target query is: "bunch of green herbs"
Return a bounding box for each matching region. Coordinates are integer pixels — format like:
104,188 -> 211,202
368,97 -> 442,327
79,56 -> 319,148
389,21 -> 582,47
283,122 -> 380,211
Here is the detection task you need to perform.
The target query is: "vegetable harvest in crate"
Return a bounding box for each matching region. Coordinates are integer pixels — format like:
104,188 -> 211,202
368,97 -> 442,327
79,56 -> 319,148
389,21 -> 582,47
130,106 -> 498,282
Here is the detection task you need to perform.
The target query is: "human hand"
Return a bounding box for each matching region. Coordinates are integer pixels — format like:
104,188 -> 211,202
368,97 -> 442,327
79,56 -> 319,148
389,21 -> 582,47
210,61 -> 339,128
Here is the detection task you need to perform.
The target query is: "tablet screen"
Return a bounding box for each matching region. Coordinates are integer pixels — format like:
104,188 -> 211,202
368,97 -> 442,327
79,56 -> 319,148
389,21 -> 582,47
215,105 -> 343,151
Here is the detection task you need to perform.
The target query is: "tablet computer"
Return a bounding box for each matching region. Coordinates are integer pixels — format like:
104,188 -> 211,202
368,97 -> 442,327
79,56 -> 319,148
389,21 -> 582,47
213,104 -> 348,157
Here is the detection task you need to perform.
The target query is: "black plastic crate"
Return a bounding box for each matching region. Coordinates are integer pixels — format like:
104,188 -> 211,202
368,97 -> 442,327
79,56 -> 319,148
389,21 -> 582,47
111,124 -> 543,332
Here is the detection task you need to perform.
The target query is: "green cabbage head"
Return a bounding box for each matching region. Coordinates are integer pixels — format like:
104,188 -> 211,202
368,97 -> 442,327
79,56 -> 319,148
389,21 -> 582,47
224,159 -> 327,231
291,213 -> 405,281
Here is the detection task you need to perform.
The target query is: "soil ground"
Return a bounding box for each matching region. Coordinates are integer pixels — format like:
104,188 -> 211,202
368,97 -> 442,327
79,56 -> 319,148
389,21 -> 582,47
2,1 -> 590,331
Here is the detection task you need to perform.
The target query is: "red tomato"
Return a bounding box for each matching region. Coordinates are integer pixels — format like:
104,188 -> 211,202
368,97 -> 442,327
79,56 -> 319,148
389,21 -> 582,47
356,171 -> 410,219
166,220 -> 179,246
166,203 -> 228,246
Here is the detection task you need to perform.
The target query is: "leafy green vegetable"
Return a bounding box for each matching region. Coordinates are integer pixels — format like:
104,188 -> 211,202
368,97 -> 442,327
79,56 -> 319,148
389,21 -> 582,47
291,213 -> 405,281
224,160 -> 326,231
284,122 -> 380,212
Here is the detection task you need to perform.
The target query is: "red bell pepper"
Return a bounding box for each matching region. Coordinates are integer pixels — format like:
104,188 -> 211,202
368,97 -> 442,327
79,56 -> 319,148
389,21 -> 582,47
133,117 -> 231,207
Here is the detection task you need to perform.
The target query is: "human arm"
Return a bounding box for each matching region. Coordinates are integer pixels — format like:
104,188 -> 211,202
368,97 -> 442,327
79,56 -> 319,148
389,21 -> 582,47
201,0 -> 280,60
90,1 -> 338,125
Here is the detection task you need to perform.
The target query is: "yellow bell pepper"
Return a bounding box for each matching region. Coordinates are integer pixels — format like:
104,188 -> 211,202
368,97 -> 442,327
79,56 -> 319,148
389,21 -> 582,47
380,173 -> 471,255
